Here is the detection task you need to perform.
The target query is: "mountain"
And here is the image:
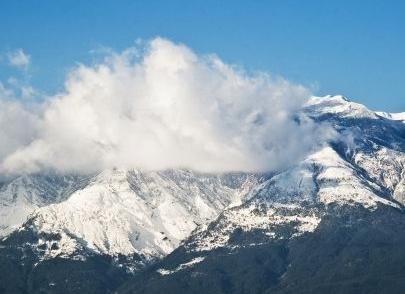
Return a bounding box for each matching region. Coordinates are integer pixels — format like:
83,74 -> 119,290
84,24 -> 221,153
0,174 -> 84,236
0,169 -> 262,293
28,169 -> 260,267
0,95 -> 404,294
376,111 -> 405,122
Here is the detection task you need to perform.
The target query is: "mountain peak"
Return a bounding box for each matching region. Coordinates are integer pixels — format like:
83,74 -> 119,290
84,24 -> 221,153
306,95 -> 378,119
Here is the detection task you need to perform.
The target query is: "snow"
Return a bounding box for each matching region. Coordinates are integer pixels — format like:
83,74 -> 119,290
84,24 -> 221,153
253,146 -> 399,209
189,204 -> 321,252
306,95 -> 378,119
376,111 -> 405,122
186,144 -> 402,253
31,169 -> 255,258
156,256 -> 205,275
354,147 -> 405,204
0,174 -> 80,236
309,147 -> 399,209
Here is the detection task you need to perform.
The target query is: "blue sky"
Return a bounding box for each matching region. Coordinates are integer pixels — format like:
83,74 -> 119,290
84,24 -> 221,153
0,0 -> 404,111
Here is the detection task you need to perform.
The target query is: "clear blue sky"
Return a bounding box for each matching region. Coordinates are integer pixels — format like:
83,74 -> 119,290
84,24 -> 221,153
0,0 -> 404,111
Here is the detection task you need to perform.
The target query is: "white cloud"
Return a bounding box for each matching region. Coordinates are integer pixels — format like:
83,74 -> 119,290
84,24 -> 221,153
0,85 -> 39,166
8,49 -> 31,70
0,38 -> 335,175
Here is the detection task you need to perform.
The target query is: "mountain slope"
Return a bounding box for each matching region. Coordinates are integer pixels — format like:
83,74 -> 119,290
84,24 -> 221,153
120,204 -> 405,294
0,174 -> 83,236
376,111 -> 405,122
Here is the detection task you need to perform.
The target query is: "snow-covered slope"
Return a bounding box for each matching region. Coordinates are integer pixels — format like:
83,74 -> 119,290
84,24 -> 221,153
306,95 -> 378,119
27,169 -> 259,263
0,174 -> 82,236
376,111 -> 405,122
183,148 -> 402,253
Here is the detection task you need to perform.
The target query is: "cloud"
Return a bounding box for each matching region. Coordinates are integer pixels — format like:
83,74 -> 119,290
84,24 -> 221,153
0,84 -> 39,166
7,49 -> 31,70
0,38 -> 335,175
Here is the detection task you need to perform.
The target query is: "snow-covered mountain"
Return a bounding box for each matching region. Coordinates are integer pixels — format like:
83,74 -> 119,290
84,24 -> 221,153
376,111 -> 405,122
0,95 -> 404,294
29,169 -> 259,264
0,174 -> 83,236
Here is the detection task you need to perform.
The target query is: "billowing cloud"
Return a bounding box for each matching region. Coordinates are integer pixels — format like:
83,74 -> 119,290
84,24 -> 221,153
7,49 -> 31,70
0,84 -> 39,166
0,38 -> 334,174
